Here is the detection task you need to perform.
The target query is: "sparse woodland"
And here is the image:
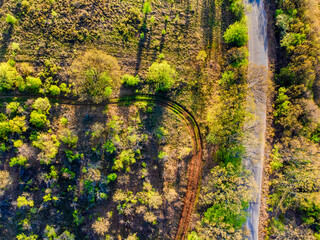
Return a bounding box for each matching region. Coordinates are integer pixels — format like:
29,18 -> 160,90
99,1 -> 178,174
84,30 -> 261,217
265,0 -> 320,239
0,0 -> 319,239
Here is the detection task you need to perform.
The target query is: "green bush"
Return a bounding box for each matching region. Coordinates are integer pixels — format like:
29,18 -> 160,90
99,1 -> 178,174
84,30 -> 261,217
30,111 -> 49,128
230,0 -> 245,20
147,61 -> 177,91
32,97 -> 51,114
226,47 -> 248,67
0,62 -> 23,92
9,156 -> 27,167
6,102 -> 21,115
17,195 -> 34,208
25,76 -> 42,92
112,149 -> 136,171
32,133 -> 60,164
142,2 -> 152,14
60,117 -> 68,125
218,71 -> 235,87
60,129 -> 78,148
107,173 -> 117,182
122,74 -> 140,87
103,140 -> 116,153
59,83 -> 71,93
49,85 -> 60,95
0,116 -> 27,140
223,21 -> 248,47
6,14 -> 17,25
16,233 -> 38,240
104,86 -> 113,98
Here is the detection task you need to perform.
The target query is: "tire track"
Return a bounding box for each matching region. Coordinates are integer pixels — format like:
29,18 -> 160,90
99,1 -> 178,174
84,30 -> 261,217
0,94 -> 202,240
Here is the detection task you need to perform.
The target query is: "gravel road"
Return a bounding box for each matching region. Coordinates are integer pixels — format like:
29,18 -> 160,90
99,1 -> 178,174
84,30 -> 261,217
244,0 -> 268,239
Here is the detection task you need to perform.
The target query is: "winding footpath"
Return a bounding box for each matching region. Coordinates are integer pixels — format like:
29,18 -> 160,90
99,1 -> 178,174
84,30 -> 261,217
0,94 -> 202,240
244,0 -> 268,239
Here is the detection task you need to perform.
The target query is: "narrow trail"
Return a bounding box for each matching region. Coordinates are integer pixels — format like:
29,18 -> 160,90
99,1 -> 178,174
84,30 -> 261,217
245,0 -> 268,239
0,94 -> 202,240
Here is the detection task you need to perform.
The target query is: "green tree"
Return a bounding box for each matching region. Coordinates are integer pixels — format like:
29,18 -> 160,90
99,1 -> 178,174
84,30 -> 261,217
16,234 -> 38,240
49,85 -> 60,95
0,62 -> 23,92
147,61 -> 177,91
9,156 -> 28,167
30,111 -> 49,128
223,21 -> 248,47
17,195 -> 34,208
122,74 -> 140,86
70,49 -> 121,103
25,76 -> 42,92
0,116 -> 27,140
107,173 -> 117,182
32,133 -> 60,164
113,149 -> 136,171
32,97 -> 51,114
44,225 -> 58,239
6,14 -> 17,25
142,2 -> 152,14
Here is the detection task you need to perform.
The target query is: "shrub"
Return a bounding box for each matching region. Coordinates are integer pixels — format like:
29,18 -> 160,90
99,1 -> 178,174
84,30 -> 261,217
0,116 -> 27,140
104,86 -> 113,98
223,21 -> 248,47
17,195 -> 34,208
0,62 -> 23,92
142,2 -> 152,14
32,97 -> 51,114
49,85 -> 60,95
6,14 -> 17,25
73,210 -> 84,226
226,47 -> 248,67
16,233 -> 38,240
18,62 -> 34,77
70,49 -> 121,103
9,156 -> 28,167
113,149 -> 136,171
14,139 -> 23,148
107,173 -> 117,182
60,129 -> 78,147
0,170 -> 12,196
92,217 -> 110,236
30,111 -> 49,128
6,101 -> 22,115
147,61 -> 177,91
59,83 -> 71,93
158,151 -> 167,159
218,71 -> 235,87
230,0 -> 245,20
126,233 -> 139,240
32,133 -> 60,164
44,225 -> 58,239
60,117 -> 68,125
122,74 -> 140,87
103,140 -> 116,153
196,50 -> 207,62
25,76 -> 42,92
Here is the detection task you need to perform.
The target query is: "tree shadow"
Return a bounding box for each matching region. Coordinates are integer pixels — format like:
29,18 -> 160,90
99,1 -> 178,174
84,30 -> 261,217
135,13 -> 149,75
0,25 -> 13,60
159,21 -> 168,54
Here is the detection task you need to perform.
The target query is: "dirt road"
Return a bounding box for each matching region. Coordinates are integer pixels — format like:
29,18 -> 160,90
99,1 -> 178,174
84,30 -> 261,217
244,0 -> 268,239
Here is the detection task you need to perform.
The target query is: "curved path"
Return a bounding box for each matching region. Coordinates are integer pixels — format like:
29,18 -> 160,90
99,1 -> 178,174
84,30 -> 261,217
0,94 -> 202,240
